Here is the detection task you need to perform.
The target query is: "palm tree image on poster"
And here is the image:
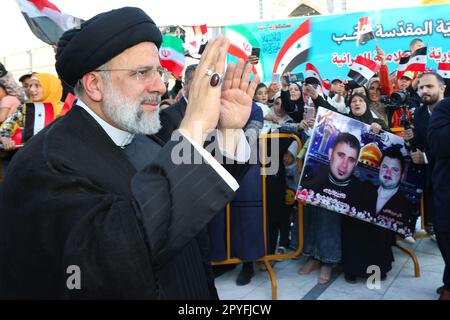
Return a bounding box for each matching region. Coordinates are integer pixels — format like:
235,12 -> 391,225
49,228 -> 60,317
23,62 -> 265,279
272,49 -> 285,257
296,107 -> 424,237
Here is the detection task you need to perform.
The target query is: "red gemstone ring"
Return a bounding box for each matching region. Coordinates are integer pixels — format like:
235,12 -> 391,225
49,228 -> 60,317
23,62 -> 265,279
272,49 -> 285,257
205,69 -> 223,87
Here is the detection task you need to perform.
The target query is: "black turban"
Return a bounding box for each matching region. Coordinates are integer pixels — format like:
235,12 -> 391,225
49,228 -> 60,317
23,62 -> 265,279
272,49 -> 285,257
55,7 -> 162,88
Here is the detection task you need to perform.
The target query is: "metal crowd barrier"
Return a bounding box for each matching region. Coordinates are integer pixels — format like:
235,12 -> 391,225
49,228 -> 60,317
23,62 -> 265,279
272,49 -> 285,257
211,131 -> 422,300
211,133 -> 304,300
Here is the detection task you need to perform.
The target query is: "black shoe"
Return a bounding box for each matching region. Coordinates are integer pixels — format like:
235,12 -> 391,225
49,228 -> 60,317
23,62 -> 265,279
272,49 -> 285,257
212,264 -> 236,278
425,223 -> 435,235
345,274 -> 357,284
236,264 -> 254,286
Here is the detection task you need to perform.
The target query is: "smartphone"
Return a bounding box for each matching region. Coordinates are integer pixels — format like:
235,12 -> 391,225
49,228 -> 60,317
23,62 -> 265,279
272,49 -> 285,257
251,47 -> 261,58
272,73 -> 281,83
304,106 -> 316,121
289,72 -> 305,82
284,75 -> 291,84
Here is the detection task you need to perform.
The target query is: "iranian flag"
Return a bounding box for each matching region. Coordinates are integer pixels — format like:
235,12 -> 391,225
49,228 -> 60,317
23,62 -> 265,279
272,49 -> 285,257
226,25 -> 265,80
16,0 -> 83,45
272,19 -> 311,76
160,35 -> 186,79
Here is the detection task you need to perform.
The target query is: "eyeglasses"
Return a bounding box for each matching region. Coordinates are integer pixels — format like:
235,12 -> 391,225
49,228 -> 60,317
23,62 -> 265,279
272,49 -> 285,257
95,66 -> 169,83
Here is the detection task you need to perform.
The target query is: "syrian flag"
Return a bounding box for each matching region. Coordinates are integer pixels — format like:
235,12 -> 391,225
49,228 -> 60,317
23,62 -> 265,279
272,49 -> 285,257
193,24 -> 208,55
23,102 -> 56,142
406,47 -> 427,72
348,56 -> 380,86
437,62 -> 450,79
226,25 -> 265,80
396,47 -> 427,80
305,63 -> 331,96
273,19 -> 311,76
396,55 -> 410,79
357,16 -> 375,45
16,0 -> 83,45
160,35 -> 186,79
183,24 -> 208,59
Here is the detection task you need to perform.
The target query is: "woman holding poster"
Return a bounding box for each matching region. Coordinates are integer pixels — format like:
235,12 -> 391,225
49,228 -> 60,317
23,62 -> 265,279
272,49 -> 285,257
340,93 -> 395,283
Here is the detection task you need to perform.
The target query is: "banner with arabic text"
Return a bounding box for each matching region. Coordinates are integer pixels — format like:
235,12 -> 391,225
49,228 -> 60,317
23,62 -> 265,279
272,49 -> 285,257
224,3 -> 450,83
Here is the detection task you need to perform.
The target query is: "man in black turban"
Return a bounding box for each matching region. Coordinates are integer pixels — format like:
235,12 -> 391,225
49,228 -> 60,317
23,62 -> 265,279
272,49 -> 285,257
0,7 -> 259,299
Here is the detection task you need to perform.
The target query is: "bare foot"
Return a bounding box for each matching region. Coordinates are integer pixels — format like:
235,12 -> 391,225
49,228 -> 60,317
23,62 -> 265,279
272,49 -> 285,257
298,259 -> 320,275
318,265 -> 332,284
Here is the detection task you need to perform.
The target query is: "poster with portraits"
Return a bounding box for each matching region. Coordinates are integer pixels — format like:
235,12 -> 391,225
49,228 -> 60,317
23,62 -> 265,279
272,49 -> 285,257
296,107 -> 424,237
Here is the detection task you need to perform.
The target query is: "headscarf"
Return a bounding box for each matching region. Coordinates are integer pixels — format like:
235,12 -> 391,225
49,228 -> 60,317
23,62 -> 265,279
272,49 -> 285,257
349,93 -> 389,130
32,73 -> 63,113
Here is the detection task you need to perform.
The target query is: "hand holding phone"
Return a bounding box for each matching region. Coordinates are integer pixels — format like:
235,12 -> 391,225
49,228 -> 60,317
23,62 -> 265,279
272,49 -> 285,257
304,106 -> 316,121
251,47 -> 260,58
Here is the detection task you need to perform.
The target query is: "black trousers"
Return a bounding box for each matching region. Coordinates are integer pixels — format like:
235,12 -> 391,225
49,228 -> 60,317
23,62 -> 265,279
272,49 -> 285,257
436,232 -> 450,290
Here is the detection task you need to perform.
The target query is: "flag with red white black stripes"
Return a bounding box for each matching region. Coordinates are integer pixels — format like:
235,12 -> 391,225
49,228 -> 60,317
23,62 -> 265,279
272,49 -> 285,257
357,16 -> 375,45
396,47 -> 428,80
305,63 -> 331,96
347,56 -> 380,86
15,0 -> 83,45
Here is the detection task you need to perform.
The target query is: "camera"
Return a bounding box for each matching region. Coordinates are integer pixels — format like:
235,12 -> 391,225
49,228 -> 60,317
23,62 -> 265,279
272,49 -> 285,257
380,89 -> 412,111
381,91 -> 416,150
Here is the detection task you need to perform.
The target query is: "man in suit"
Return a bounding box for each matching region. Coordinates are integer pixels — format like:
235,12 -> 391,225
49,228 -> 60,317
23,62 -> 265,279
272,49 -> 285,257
403,72 -> 446,238
374,146 -> 418,234
428,97 -> 450,300
0,7 -> 259,299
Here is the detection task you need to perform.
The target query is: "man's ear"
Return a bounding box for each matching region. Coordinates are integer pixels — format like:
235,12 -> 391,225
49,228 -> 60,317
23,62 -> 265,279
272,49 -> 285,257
328,148 -> 333,160
82,72 -> 104,102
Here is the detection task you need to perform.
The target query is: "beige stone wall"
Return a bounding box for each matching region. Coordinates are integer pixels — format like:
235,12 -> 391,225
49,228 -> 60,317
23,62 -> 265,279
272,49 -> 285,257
267,0 -> 330,20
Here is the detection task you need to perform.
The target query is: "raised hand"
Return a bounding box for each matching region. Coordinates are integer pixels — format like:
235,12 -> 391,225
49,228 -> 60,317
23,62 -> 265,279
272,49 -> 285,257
375,45 -> 386,65
179,35 -> 230,145
218,58 -> 260,129
268,82 -> 281,100
304,84 -> 318,99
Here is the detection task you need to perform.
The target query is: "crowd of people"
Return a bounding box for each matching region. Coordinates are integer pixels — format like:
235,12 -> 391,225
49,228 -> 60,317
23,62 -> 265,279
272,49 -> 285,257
0,6 -> 449,300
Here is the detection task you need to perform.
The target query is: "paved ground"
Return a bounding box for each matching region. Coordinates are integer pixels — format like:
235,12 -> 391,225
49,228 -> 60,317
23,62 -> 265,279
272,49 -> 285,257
215,237 -> 444,300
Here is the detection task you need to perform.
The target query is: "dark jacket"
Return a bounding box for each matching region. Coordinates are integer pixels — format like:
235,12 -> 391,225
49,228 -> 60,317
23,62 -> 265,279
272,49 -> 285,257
157,98 -> 187,143
0,105 -> 238,299
427,97 -> 450,233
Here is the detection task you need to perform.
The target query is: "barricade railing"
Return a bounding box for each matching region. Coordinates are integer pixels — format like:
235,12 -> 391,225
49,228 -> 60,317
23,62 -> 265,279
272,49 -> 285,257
211,133 -> 304,300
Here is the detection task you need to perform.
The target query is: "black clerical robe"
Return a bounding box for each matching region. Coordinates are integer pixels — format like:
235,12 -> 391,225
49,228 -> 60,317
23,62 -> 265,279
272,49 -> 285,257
0,105 -> 238,299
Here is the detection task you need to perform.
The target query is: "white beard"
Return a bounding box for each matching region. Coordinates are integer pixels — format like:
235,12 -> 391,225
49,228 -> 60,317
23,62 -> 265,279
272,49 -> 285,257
101,82 -> 162,135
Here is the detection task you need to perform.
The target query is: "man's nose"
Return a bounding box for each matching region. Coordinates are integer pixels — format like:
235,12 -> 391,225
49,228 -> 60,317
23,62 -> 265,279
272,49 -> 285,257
145,75 -> 167,96
340,158 -> 349,169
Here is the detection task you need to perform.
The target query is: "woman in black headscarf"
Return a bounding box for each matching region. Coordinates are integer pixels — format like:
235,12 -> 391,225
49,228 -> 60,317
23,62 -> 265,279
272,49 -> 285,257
280,79 -> 305,123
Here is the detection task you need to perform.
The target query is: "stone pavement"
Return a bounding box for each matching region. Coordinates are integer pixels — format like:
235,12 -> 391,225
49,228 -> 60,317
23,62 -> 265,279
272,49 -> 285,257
215,238 -> 444,300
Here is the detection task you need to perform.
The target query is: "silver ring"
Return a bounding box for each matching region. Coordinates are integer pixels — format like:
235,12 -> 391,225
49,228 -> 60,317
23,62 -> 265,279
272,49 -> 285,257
205,69 -> 214,76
